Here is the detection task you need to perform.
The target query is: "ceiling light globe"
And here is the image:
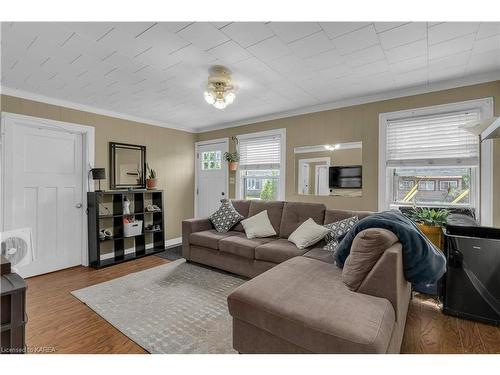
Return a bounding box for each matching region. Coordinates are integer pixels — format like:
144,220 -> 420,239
213,100 -> 227,110
224,92 -> 235,104
204,91 -> 215,105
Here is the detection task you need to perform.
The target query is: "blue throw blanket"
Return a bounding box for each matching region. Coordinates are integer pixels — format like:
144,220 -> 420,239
334,210 -> 446,285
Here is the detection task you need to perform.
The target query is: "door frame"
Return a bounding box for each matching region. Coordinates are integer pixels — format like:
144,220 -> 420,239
0,112 -> 95,267
194,138 -> 229,217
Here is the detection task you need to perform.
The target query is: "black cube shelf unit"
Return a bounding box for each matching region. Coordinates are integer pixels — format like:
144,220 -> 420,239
87,190 -> 165,268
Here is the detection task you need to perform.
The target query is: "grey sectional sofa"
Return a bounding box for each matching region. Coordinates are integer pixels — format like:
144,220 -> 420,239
182,200 -> 411,353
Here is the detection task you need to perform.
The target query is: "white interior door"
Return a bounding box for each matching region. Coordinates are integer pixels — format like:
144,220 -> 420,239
3,117 -> 84,277
196,140 -> 228,218
298,162 -> 310,194
315,165 -> 330,196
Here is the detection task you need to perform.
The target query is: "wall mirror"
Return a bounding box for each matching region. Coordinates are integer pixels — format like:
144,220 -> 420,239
109,142 -> 146,189
294,141 -> 362,197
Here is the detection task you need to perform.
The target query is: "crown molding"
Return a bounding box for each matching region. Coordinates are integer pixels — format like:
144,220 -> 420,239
0,86 -> 197,133
196,71 -> 500,133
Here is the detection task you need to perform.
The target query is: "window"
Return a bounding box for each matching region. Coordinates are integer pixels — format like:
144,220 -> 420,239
418,181 -> 435,191
380,101 -> 489,212
201,151 -> 221,170
236,129 -> 285,201
440,180 -> 459,191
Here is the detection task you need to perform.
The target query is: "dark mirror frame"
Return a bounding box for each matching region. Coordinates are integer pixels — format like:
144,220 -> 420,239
109,142 -> 147,189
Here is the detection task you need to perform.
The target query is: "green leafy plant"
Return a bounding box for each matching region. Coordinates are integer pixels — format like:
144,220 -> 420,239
407,207 -> 450,227
223,151 -> 240,163
146,163 -> 156,179
260,179 -> 277,200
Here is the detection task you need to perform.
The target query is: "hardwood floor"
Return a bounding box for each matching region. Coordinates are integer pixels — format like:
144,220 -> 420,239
25,256 -> 500,354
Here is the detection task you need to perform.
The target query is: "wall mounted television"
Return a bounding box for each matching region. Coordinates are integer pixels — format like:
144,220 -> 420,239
329,166 -> 362,189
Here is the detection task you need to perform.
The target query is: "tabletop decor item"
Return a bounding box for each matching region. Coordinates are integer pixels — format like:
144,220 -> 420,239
407,207 -> 450,250
146,163 -> 157,189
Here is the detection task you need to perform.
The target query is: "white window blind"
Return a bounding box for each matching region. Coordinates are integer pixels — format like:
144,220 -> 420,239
239,134 -> 282,170
386,110 -> 480,167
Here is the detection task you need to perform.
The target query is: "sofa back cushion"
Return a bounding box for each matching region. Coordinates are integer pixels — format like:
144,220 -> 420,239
279,202 -> 326,238
231,200 -> 251,232
324,209 -> 372,224
248,200 -> 284,236
342,228 -> 399,291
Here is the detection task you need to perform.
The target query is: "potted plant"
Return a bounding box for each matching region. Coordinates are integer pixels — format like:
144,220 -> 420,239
146,163 -> 157,190
407,207 -> 450,250
224,151 -> 240,171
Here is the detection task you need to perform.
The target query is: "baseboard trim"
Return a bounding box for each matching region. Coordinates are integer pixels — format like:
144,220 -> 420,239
165,237 -> 182,248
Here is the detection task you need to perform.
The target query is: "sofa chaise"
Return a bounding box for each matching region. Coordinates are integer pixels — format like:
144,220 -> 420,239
182,200 -> 411,353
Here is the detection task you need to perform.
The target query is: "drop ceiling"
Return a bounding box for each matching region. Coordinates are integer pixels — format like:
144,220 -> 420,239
1,22 -> 499,132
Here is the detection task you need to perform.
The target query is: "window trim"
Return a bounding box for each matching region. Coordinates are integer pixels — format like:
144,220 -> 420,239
235,128 -> 286,200
378,98 -> 494,225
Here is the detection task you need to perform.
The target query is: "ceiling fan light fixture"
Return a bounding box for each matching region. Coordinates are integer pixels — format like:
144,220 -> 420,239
203,65 -> 236,110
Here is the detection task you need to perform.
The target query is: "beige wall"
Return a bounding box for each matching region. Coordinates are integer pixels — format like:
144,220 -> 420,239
197,81 -> 500,226
0,94 -> 196,239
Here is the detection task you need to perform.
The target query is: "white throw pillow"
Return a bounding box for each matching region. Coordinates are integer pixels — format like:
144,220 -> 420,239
240,210 -> 277,239
288,218 -> 330,249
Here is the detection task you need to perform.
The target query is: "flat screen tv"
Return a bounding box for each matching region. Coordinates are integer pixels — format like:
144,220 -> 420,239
329,166 -> 362,189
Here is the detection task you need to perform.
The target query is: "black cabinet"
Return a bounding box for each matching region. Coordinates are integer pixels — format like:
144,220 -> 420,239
87,190 -> 165,268
442,225 -> 500,325
1,258 -> 27,354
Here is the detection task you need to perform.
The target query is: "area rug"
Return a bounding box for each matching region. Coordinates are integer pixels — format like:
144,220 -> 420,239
71,259 -> 246,353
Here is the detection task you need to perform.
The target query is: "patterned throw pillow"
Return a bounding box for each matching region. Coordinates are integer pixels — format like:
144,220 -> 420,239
209,199 -> 244,233
323,216 -> 359,252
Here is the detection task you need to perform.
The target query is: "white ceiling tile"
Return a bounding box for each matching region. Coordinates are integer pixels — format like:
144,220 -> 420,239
379,22 -> 427,50
207,40 -> 252,64
385,39 -> 427,63
476,22 -> 500,40
389,55 -> 428,74
429,51 -> 471,70
331,25 -> 379,55
176,22 -> 230,51
394,68 -> 428,87
345,44 -> 385,67
304,48 -> 345,70
471,34 -> 500,55
320,22 -> 370,39
350,59 -> 390,78
374,22 -> 409,33
428,64 -> 466,81
219,22 -> 274,48
429,33 -> 476,60
161,22 -> 193,33
266,54 -> 307,74
212,22 -> 232,29
428,22 -> 480,45
288,31 -> 333,58
268,22 -> 321,43
467,49 -> 500,74
247,36 -> 292,62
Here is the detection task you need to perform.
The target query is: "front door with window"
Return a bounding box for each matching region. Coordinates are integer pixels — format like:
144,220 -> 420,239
196,141 -> 228,218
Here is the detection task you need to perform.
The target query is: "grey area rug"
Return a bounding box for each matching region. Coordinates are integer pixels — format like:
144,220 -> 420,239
72,259 -> 246,353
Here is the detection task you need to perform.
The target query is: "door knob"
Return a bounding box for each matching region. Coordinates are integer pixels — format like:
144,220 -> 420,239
221,192 -> 225,196
75,203 -> 83,208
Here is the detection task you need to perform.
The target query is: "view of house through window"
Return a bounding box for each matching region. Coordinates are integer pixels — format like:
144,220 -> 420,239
392,167 -> 472,206
242,170 -> 280,200
201,150 -> 222,170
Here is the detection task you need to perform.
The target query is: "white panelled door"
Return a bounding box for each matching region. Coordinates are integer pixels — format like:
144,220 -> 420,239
196,140 -> 228,218
3,117 -> 84,277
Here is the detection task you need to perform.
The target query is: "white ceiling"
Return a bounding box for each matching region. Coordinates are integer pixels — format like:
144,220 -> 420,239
1,22 -> 499,132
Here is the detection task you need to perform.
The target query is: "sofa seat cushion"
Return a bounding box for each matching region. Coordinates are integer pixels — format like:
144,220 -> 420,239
227,257 -> 395,353
189,230 -> 240,250
219,234 -> 275,259
255,239 -> 308,264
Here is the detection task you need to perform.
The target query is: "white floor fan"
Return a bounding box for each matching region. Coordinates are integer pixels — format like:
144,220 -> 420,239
0,228 -> 34,273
